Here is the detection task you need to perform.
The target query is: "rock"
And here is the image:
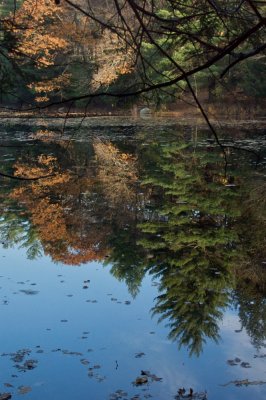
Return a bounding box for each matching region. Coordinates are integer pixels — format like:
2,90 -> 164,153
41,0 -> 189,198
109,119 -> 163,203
140,107 -> 152,116
139,107 -> 153,119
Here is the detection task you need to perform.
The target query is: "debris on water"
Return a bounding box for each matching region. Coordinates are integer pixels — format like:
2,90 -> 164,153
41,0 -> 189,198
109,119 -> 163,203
80,358 -> 90,365
0,393 -> 12,400
227,359 -> 238,366
227,357 -> 243,366
227,358 -> 251,368
175,388 -> 207,399
141,370 -> 162,382
88,364 -> 105,382
254,354 -> 266,358
135,352 -> 145,358
61,350 -> 83,356
109,389 -> 128,399
19,289 -> 39,295
240,362 -> 251,368
17,386 -> 32,395
221,379 -> 266,387
149,331 -> 155,334
15,359 -> 38,372
3,349 -> 31,364
3,384 -> 13,389
134,376 -> 148,385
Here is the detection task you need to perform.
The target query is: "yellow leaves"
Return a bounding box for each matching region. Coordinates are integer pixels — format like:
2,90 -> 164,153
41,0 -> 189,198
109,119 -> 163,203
5,0 -> 135,101
93,141 -> 138,206
38,155 -> 57,165
90,30 -> 134,89
9,151 -> 109,266
12,154 -> 71,191
28,73 -> 71,102
35,96 -> 50,103
28,74 -> 71,93
7,0 -> 71,103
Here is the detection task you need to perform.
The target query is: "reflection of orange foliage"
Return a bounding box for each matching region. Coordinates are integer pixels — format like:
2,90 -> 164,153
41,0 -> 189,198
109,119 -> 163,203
10,154 -> 109,265
93,141 -> 138,206
29,129 -> 60,141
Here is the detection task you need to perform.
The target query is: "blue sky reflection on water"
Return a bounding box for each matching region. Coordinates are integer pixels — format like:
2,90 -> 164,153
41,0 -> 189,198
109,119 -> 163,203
0,245 -> 266,400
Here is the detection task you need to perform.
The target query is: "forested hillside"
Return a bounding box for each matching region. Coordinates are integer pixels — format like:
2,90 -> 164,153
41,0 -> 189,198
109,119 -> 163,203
0,0 -> 265,111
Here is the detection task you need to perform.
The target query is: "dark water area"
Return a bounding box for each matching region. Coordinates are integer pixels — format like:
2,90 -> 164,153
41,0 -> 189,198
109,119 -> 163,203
0,118 -> 266,400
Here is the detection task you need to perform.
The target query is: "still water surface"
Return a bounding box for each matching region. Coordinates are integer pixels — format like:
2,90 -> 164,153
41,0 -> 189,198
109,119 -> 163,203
0,118 -> 265,399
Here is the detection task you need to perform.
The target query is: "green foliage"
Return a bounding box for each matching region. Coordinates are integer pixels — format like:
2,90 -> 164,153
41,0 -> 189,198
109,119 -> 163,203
136,136 -> 240,355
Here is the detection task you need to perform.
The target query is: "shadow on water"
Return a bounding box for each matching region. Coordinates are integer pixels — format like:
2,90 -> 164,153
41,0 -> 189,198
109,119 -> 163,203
0,123 -> 266,358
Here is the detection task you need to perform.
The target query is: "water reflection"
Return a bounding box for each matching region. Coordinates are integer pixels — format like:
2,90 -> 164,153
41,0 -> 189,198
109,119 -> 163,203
0,127 -> 265,356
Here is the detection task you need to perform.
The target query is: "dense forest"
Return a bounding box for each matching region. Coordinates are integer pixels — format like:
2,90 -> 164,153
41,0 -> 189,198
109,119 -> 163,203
0,0 -> 265,112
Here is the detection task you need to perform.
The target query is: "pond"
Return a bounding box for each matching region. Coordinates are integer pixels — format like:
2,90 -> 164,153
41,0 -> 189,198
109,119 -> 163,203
0,117 -> 266,400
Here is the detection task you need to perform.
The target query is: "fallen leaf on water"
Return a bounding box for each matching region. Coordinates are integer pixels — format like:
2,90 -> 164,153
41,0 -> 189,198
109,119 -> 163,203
0,393 -> 12,400
18,386 -> 32,395
134,376 -> 148,385
221,379 -> 266,387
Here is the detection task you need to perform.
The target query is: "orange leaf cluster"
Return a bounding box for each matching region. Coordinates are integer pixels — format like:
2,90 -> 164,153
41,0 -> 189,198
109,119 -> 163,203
10,153 -> 109,265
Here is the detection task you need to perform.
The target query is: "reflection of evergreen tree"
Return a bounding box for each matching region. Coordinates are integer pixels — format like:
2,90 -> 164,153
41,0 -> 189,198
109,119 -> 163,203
0,197 -> 42,259
107,227 -> 147,298
233,285 -> 266,350
1,129 -> 265,356
137,138 -> 238,355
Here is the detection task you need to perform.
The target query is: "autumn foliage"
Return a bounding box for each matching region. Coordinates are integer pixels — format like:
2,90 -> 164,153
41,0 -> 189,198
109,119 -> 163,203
4,0 -> 134,103
11,153 -> 110,265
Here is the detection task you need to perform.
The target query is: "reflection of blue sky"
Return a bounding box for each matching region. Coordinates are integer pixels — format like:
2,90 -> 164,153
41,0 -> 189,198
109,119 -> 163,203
0,245 -> 266,400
